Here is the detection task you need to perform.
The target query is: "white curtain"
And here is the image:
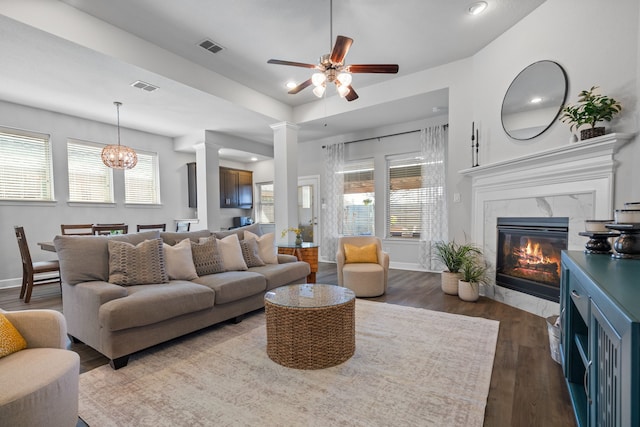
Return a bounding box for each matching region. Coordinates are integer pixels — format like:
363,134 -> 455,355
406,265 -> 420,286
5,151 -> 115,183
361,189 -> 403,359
321,143 -> 344,261
418,125 -> 448,270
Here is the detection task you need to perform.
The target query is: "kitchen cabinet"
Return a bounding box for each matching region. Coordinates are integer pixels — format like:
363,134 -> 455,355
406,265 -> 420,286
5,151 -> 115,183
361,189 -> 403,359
220,166 -> 252,209
560,251 -> 640,427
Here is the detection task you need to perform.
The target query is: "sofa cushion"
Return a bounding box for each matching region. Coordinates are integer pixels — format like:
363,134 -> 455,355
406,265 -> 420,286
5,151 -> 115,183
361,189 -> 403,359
216,234 -> 248,271
213,223 -> 262,240
192,271 -> 266,304
190,238 -> 225,276
244,231 -> 278,264
163,239 -> 198,280
108,238 -> 169,286
248,262 -> 311,290
160,229 -> 212,245
54,231 -> 161,285
240,239 -> 265,267
99,282 -> 215,332
0,314 -> 27,358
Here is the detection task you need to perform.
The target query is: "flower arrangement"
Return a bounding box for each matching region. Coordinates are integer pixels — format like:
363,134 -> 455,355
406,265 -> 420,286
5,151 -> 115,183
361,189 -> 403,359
281,227 -> 302,238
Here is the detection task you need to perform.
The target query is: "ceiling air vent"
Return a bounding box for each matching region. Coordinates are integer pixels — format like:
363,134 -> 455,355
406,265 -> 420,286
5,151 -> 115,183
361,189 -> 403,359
130,80 -> 159,92
199,38 -> 224,54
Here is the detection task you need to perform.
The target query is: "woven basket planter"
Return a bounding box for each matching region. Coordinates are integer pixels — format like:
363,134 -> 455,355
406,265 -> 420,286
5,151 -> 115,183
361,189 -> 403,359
580,127 -> 605,140
441,271 -> 462,295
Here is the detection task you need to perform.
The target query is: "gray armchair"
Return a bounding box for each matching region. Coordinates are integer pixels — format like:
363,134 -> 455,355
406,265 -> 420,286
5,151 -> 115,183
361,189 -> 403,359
337,236 -> 390,297
0,309 -> 80,427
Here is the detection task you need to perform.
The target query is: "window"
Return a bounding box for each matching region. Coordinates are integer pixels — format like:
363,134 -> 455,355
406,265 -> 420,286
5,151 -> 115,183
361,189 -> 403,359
387,154 -> 442,238
0,126 -> 53,201
67,139 -> 114,203
343,159 -> 374,236
256,182 -> 274,223
125,151 -> 160,204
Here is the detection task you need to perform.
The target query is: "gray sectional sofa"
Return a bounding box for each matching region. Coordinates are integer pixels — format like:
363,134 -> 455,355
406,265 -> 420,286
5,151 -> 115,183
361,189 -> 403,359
54,224 -> 310,369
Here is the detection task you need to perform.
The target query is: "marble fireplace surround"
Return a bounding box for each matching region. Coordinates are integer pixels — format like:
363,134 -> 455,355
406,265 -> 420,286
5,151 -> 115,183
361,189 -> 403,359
460,133 -> 632,317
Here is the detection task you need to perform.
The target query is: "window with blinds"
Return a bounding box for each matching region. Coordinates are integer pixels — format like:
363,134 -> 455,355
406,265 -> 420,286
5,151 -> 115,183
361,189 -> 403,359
387,154 -> 441,238
125,150 -> 160,204
67,139 -> 114,203
343,159 -> 375,236
0,127 -> 54,201
256,182 -> 274,223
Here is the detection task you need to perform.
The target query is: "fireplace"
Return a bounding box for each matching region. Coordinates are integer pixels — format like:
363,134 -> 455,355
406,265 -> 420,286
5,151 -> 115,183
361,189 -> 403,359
496,217 -> 568,303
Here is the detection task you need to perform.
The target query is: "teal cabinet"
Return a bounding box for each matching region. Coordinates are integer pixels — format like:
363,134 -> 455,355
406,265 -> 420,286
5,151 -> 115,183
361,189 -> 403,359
560,251 -> 640,427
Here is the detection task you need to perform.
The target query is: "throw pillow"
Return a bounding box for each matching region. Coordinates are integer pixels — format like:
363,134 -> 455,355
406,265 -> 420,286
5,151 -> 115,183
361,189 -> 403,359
216,234 -> 248,271
0,314 -> 27,358
191,237 -> 225,276
108,238 -> 169,285
240,239 -> 266,268
344,243 -> 378,264
163,238 -> 198,280
244,231 -> 278,264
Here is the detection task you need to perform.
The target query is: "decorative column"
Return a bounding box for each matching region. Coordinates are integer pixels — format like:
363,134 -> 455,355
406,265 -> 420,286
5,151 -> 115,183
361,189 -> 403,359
271,122 -> 299,245
194,140 -> 222,232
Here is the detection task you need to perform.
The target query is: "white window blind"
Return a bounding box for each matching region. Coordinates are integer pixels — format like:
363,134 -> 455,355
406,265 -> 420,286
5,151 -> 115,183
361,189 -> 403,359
342,159 -> 375,236
387,154 -> 433,238
67,139 -> 114,203
256,182 -> 274,223
125,151 -> 160,204
0,127 -> 54,201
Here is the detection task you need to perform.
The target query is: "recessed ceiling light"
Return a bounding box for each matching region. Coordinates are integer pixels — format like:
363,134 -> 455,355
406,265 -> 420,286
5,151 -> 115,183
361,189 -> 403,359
467,1 -> 488,15
530,97 -> 543,104
250,157 -> 258,162
286,81 -> 297,89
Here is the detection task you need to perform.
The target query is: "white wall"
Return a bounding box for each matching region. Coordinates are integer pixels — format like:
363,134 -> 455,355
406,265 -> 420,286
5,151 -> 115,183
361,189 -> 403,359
0,101 -> 195,287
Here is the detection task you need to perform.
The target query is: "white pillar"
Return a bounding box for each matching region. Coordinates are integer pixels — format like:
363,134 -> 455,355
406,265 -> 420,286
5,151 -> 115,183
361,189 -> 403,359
271,122 -> 299,245
194,141 -> 222,232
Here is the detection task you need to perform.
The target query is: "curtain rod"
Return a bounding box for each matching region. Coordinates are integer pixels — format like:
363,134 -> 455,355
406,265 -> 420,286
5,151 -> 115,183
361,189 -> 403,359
322,123 -> 448,148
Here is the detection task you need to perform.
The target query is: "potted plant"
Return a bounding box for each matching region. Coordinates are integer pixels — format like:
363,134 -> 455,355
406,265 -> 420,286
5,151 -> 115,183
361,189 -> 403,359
458,256 -> 488,302
433,241 -> 480,295
559,86 -> 622,140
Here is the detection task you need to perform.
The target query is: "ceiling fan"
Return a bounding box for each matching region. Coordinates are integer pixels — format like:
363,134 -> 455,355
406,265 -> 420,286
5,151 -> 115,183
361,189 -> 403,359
267,1 -> 398,102
268,36 -> 398,102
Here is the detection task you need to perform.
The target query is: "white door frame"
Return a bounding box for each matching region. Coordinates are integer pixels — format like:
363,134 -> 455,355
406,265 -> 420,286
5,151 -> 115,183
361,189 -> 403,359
298,175 -> 320,244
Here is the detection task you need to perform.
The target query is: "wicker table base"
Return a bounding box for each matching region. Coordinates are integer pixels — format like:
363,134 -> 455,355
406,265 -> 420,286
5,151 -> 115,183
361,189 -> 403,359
265,284 -> 355,370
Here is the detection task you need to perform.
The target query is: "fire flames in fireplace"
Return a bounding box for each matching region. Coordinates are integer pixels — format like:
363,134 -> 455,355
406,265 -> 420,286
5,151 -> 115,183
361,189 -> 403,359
504,238 -> 560,286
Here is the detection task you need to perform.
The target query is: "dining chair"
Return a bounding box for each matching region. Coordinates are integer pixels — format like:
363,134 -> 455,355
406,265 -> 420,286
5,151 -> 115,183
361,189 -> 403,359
14,226 -> 61,303
92,224 -> 128,235
60,223 -> 94,235
137,223 -> 166,232
176,221 -> 191,232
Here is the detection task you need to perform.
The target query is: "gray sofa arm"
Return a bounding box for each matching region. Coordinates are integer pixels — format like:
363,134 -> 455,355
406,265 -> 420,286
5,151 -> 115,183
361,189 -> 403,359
2,309 -> 68,349
278,254 -> 298,264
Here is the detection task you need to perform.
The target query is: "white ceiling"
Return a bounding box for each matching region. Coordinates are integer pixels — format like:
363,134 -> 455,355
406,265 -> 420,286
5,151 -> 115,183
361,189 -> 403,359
0,0 -> 546,160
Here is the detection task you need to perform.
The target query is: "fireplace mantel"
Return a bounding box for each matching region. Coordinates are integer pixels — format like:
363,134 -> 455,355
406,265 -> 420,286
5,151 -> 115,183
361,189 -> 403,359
459,133 -> 632,317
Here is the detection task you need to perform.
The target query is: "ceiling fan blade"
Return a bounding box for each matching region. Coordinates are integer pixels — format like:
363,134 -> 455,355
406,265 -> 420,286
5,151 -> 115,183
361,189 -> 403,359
267,59 -> 317,69
330,35 -> 353,64
288,78 -> 313,94
345,86 -> 359,102
347,64 -> 399,74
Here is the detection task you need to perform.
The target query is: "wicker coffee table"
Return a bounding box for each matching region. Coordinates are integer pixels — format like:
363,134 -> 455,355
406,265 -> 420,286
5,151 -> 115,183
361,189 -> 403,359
264,284 -> 356,369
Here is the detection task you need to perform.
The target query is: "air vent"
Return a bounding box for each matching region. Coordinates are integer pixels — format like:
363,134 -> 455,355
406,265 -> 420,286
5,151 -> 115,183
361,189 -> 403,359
130,80 -> 159,92
198,38 -> 224,54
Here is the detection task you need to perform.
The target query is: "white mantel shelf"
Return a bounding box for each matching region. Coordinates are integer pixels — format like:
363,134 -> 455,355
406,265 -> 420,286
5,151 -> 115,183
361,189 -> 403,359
459,133 -> 633,178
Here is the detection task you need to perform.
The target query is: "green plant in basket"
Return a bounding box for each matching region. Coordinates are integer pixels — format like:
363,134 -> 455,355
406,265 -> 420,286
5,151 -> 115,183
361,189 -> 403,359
559,86 -> 621,135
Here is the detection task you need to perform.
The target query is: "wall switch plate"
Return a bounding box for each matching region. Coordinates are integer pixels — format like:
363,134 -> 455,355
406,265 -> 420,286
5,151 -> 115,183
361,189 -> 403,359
453,193 -> 461,203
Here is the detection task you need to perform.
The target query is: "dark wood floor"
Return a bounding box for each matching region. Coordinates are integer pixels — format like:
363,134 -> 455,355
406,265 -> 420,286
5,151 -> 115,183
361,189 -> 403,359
2,263 -> 576,427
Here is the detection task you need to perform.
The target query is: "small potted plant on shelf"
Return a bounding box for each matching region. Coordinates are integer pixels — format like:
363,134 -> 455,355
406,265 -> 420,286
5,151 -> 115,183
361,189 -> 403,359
559,86 -> 622,140
458,255 -> 488,302
433,241 -> 481,295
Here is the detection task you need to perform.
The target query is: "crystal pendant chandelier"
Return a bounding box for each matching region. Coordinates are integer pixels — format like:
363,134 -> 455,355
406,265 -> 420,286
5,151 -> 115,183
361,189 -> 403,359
101,101 -> 137,169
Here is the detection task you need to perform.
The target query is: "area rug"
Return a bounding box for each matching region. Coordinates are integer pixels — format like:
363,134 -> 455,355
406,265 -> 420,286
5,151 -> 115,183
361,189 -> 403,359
79,300 -> 499,426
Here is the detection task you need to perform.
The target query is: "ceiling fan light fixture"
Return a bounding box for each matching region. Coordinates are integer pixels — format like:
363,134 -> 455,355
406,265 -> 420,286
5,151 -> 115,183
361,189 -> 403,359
337,72 -> 352,87
336,83 -> 350,98
313,85 -> 326,98
312,72 -> 327,87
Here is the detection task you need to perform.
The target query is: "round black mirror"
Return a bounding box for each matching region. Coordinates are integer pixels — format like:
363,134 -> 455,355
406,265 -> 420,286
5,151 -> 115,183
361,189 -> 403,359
501,61 -> 567,140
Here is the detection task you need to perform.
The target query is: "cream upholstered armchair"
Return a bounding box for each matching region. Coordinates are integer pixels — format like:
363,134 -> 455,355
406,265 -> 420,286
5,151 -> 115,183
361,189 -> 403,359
0,309 -> 80,427
337,236 -> 390,297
